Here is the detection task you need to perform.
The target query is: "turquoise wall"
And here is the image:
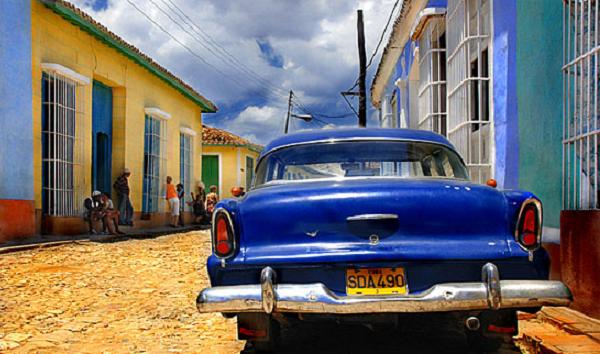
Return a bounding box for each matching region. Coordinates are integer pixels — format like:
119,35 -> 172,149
516,0 -> 563,229
0,0 -> 33,201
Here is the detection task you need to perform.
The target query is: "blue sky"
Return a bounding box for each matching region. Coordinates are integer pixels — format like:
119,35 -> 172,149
72,0 -> 398,144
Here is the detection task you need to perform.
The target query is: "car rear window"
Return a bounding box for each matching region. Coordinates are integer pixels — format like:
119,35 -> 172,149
254,140 -> 469,187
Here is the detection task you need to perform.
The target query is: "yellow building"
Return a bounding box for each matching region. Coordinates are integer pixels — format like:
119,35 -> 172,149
201,125 -> 262,199
0,0 -> 218,241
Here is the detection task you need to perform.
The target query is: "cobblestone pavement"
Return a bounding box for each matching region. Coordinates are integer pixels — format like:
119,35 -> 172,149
0,231 -> 520,353
0,231 -> 243,353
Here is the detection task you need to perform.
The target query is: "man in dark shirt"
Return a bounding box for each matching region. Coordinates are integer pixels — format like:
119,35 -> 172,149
113,168 -> 133,226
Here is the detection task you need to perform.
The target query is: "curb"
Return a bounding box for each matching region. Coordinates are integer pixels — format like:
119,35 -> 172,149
0,239 -> 90,255
0,226 -> 210,255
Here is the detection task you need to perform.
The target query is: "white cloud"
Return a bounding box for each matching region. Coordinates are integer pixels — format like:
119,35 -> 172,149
70,0 -> 398,144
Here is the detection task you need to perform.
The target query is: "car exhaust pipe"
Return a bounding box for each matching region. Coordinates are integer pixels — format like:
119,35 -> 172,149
465,316 -> 480,331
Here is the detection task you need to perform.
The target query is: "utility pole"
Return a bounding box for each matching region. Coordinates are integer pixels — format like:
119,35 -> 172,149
284,90 -> 293,134
357,9 -> 367,127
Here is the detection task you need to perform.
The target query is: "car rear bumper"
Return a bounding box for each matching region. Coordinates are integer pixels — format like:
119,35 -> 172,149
196,263 -> 571,314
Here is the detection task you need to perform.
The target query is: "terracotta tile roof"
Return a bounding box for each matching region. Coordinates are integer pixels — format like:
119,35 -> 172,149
202,125 -> 262,152
41,0 -> 217,113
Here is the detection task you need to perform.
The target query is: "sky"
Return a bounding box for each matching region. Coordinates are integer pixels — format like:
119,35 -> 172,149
71,0 -> 399,145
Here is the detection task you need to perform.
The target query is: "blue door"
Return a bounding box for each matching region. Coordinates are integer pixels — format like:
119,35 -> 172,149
92,81 -> 113,195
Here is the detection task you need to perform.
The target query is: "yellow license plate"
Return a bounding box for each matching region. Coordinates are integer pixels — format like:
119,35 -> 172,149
346,267 -> 407,295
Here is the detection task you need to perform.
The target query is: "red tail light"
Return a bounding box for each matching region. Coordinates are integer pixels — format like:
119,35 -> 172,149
212,209 -> 236,258
515,200 -> 542,251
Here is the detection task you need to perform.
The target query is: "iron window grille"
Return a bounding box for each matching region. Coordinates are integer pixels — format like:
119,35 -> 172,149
447,0 -> 492,183
41,71 -> 86,216
418,17 -> 448,136
142,114 -> 167,213
180,132 -> 193,211
563,0 -> 599,210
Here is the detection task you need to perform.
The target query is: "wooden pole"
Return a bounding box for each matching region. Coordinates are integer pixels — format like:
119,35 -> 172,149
357,9 -> 367,127
284,90 -> 293,134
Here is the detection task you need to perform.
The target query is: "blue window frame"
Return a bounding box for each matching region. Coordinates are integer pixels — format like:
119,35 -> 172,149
143,115 -> 161,213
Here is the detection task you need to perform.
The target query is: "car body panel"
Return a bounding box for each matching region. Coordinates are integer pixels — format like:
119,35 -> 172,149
201,128 -> 565,316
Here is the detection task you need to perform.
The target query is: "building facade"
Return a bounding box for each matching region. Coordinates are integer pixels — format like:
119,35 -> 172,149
0,0 -> 217,242
371,0 -> 599,318
201,125 -> 261,199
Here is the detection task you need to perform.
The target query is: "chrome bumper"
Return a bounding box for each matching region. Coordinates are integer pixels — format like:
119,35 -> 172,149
196,263 -> 571,314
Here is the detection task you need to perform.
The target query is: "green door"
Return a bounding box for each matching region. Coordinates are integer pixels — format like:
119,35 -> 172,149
202,155 -> 219,192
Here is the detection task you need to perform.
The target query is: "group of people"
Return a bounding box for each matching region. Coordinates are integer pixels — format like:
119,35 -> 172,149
165,176 -> 220,227
83,191 -> 124,235
85,167 -> 222,235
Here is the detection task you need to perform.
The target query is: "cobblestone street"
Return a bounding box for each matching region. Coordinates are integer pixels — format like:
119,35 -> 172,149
0,231 -> 522,354
0,231 -> 243,353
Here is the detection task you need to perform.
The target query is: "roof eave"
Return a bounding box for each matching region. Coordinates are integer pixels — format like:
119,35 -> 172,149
370,0 -> 429,109
41,0 -> 218,113
203,143 -> 263,153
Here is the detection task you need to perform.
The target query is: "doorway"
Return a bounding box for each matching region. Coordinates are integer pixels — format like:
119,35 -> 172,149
202,155 -> 220,195
92,81 -> 113,195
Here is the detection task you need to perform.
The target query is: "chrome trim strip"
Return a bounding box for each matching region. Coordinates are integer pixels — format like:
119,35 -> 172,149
197,265 -> 571,315
347,213 -> 399,221
211,207 -> 236,260
514,198 -> 543,251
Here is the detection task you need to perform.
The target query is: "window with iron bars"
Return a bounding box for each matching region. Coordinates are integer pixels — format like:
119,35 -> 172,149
418,17 -> 447,136
447,0 -> 492,183
142,115 -> 167,213
563,0 -> 599,210
41,72 -> 86,216
180,133 -> 193,211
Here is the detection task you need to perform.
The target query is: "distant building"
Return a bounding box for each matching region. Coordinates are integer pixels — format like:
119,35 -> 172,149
0,0 -> 217,242
371,0 -> 599,318
201,125 -> 262,198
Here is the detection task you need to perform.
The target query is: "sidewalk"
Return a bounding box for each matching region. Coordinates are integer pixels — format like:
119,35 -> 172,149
0,224 -> 210,254
515,307 -> 600,353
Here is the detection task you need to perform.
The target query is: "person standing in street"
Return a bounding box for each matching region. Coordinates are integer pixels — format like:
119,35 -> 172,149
176,183 -> 185,227
165,176 -> 179,227
114,168 -> 133,226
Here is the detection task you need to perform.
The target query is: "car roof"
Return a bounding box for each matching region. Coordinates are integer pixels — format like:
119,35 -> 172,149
259,128 -> 456,160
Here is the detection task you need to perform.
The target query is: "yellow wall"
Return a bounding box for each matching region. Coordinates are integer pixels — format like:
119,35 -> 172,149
31,2 -> 205,215
202,146 -> 260,199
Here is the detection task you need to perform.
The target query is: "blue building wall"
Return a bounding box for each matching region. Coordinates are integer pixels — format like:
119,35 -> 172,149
492,0 -> 519,190
0,0 -> 33,201
516,0 -> 563,231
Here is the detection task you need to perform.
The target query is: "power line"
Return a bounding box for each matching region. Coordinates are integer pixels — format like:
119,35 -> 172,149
133,0 -> 284,103
366,0 -> 401,69
346,0 -> 401,92
160,0 -> 291,98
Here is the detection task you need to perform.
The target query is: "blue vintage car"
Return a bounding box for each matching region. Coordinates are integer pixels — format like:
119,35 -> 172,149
197,128 -> 571,351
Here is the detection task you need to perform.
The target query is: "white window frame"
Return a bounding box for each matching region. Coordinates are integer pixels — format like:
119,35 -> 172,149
446,0 -> 493,183
179,127 -> 195,211
417,17 -> 448,136
562,0 -> 599,210
245,155 -> 255,190
41,64 -> 88,216
142,109 -> 168,213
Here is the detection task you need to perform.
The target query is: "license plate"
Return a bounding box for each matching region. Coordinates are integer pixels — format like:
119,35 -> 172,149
346,267 -> 407,295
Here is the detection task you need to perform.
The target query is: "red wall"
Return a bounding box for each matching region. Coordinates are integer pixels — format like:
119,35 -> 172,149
0,199 -> 36,243
561,210 -> 600,319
